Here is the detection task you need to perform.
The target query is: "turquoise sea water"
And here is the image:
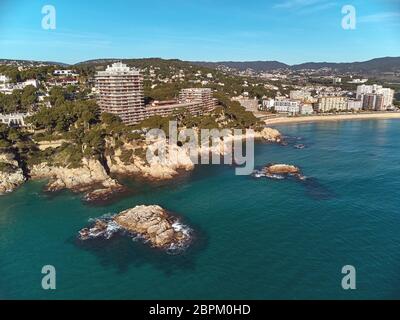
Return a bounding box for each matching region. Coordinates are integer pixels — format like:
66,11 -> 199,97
1,119 -> 400,300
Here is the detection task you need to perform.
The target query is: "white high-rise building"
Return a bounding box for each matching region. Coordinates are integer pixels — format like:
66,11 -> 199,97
96,62 -> 146,125
356,84 -> 394,109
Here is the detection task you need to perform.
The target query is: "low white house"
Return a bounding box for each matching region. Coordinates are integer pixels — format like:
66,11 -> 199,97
0,113 -> 30,127
0,74 -> 10,84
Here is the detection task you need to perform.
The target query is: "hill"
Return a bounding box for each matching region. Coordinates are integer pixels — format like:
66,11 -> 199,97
193,57 -> 400,74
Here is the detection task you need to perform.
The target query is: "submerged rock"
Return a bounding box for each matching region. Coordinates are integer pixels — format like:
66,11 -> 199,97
78,205 -> 192,250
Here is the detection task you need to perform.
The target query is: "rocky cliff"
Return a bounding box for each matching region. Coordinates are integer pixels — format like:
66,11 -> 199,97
2,127 -> 282,200
107,127 -> 282,181
0,153 -> 26,195
30,158 -> 125,201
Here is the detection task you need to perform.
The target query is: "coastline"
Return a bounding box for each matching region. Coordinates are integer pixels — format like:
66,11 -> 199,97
0,128 -> 282,200
263,112 -> 400,126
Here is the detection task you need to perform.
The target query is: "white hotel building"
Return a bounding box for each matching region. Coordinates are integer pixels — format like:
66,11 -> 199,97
96,62 -> 147,125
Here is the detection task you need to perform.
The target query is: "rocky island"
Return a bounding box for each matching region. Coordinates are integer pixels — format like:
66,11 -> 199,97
79,205 -> 192,250
253,163 -> 305,180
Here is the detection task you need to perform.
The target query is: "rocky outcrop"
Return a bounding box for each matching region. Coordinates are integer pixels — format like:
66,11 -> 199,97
79,205 -> 192,250
0,153 -> 26,195
107,144 -> 194,180
252,163 -> 305,180
114,205 -> 190,248
107,127 -> 282,181
265,164 -> 301,175
257,127 -> 282,143
30,158 -> 125,201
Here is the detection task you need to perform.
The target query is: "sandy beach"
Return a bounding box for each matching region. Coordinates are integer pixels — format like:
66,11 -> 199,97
263,112 -> 400,126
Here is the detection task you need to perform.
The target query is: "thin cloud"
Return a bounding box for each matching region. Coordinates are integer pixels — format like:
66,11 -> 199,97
274,0 -> 324,9
297,2 -> 337,14
359,12 -> 400,23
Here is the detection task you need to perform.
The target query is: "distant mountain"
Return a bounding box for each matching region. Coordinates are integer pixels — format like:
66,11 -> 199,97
191,60 -> 289,72
292,57 -> 400,73
1,57 -> 399,74
0,59 -> 68,66
193,57 -> 400,74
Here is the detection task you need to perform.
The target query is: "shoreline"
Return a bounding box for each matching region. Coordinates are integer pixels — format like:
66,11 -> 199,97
263,112 -> 400,126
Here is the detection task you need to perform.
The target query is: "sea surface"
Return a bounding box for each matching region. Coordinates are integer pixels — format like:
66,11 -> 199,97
1,119 -> 400,300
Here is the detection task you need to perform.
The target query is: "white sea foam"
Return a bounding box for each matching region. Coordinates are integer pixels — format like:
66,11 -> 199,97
172,220 -> 192,237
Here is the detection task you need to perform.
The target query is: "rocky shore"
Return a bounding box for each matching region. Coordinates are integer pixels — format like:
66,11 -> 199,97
1,127 -> 282,200
0,153 -> 26,194
107,127 -> 282,181
30,158 -> 126,202
79,205 -> 192,250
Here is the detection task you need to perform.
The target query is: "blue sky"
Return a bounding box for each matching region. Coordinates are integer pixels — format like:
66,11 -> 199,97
0,0 -> 399,64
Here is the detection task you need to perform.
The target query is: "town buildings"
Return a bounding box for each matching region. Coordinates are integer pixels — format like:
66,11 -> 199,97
53,70 -> 78,76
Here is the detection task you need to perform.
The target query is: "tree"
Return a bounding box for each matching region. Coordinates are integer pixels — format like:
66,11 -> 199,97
21,85 -> 37,110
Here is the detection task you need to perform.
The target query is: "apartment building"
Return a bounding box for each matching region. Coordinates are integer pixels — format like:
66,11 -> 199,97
96,62 -> 147,125
146,100 -> 204,118
274,100 -> 301,114
347,100 -> 363,111
362,94 -> 385,111
317,96 -> 348,112
357,84 -> 394,109
261,98 -> 275,111
232,97 -> 259,113
179,88 -> 216,112
300,104 -> 314,115
289,90 -> 311,101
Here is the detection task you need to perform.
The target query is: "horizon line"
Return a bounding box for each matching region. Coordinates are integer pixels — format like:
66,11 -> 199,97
0,56 -> 399,66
